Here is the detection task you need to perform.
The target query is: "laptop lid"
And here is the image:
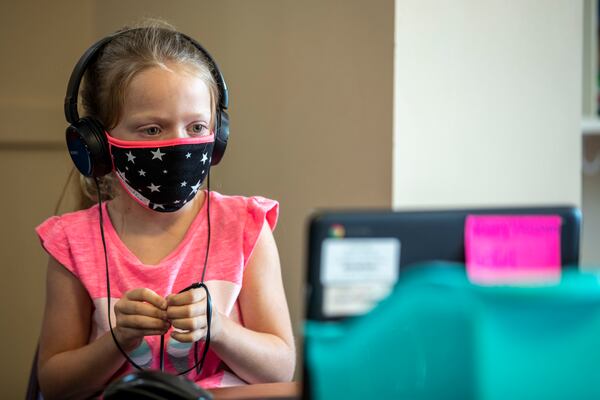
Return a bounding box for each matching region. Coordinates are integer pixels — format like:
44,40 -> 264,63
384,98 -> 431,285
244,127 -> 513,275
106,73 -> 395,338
305,206 -> 581,321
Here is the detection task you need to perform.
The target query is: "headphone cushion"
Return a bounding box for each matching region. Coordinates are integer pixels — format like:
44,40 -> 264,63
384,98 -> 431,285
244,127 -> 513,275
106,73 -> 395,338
211,110 -> 229,166
65,117 -> 112,177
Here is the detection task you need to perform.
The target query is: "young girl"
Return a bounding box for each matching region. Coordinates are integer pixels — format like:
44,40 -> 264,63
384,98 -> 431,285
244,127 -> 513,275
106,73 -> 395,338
35,22 -> 295,399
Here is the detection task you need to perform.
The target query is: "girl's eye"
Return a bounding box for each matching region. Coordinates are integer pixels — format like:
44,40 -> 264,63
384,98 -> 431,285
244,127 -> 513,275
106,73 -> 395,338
144,127 -> 161,136
190,123 -> 208,135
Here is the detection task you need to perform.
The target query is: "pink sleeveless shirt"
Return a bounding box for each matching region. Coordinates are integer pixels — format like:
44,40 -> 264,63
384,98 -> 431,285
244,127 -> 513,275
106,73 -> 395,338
36,191 -> 278,388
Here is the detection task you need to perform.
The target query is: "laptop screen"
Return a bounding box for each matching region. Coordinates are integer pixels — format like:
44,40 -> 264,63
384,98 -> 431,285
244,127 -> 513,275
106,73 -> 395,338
305,206 -> 581,321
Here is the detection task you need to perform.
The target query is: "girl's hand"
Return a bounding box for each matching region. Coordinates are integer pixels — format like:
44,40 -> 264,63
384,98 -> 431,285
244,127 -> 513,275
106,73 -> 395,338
113,288 -> 170,351
166,288 -> 221,343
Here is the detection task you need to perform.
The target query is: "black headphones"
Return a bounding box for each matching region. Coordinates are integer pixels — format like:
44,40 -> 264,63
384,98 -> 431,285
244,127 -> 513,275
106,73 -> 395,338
64,29 -> 230,178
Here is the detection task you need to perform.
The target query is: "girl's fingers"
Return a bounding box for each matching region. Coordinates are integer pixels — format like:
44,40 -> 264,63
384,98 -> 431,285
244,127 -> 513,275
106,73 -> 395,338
166,301 -> 207,320
126,288 -> 167,310
118,314 -> 171,331
170,328 -> 207,343
170,317 -> 207,331
117,299 -> 168,320
114,288 -> 210,342
166,288 -> 206,307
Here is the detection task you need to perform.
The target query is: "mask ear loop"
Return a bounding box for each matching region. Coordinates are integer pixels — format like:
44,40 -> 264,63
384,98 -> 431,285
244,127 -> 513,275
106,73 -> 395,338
96,172 -> 213,377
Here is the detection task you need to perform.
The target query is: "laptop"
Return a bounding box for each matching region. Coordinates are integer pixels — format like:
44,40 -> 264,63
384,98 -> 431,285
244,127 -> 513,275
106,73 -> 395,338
305,206 -> 581,321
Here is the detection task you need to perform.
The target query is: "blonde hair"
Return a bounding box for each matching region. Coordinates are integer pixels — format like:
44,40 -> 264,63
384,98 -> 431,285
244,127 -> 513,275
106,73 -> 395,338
79,19 -> 219,204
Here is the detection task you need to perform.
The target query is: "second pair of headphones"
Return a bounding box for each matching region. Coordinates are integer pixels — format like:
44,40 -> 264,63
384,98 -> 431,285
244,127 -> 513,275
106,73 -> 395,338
65,28 -> 229,178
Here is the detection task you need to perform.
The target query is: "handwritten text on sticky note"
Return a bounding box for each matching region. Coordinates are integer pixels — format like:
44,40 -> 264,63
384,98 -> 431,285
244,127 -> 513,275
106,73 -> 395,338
465,215 -> 561,284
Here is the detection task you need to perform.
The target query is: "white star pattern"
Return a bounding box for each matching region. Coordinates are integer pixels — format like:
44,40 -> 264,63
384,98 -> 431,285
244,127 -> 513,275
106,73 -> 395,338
151,148 -> 165,160
147,183 -> 161,192
111,143 -> 214,213
190,180 -> 201,194
126,151 -> 136,163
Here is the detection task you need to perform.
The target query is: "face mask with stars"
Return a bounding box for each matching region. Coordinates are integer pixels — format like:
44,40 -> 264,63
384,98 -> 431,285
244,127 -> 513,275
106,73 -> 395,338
107,133 -> 215,212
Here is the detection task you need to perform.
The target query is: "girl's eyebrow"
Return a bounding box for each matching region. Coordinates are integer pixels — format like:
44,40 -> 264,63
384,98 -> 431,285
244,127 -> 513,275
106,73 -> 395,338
128,112 -> 211,125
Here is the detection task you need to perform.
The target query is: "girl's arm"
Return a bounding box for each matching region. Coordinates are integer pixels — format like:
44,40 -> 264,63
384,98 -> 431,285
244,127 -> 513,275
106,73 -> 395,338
38,257 -> 126,399
168,222 -> 296,383
38,257 -> 169,399
212,222 -> 296,382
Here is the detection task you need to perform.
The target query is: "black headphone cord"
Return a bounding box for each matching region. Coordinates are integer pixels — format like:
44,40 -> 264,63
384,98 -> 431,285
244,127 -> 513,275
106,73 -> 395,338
96,178 -> 144,371
95,174 -> 213,376
160,172 -> 213,376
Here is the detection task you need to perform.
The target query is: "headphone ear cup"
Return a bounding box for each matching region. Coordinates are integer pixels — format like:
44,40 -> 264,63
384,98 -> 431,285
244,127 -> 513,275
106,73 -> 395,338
65,116 -> 112,178
211,110 -> 229,166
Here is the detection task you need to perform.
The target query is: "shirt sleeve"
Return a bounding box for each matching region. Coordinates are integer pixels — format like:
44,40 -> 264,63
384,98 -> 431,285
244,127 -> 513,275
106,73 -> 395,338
242,196 -> 279,267
35,216 -> 77,275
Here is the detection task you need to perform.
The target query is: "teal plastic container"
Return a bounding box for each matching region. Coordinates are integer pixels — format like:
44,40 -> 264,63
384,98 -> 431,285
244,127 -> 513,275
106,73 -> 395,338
304,264 -> 600,399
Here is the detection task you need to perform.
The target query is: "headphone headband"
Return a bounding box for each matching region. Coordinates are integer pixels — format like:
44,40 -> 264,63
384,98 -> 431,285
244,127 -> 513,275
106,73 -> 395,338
64,28 -> 229,124
64,28 -> 230,177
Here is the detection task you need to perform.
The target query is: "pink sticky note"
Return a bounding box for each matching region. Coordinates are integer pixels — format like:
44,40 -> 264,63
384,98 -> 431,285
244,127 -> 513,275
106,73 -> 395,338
465,215 -> 562,284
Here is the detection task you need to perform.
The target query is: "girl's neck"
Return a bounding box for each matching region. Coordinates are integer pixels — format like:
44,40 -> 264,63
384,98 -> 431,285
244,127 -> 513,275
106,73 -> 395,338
106,188 -> 206,236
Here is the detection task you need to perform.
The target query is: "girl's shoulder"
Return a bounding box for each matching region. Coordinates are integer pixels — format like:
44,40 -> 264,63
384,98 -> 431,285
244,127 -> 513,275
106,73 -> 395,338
35,204 -> 102,273
207,192 -> 279,269
209,191 -> 274,203
210,191 -> 277,208
37,204 -> 100,233
209,191 -> 279,229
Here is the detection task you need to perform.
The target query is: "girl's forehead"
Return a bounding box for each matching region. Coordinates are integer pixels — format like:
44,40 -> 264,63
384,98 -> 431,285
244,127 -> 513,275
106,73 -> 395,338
126,65 -> 209,96
123,65 -> 212,115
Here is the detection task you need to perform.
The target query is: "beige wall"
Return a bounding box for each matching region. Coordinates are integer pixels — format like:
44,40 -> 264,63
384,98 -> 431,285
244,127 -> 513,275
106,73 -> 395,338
393,1 -> 582,209
0,1 -> 95,398
0,0 -> 393,396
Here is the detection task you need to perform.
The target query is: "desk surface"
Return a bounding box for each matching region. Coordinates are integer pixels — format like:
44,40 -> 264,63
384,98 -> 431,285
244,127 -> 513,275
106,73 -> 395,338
210,382 -> 300,400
